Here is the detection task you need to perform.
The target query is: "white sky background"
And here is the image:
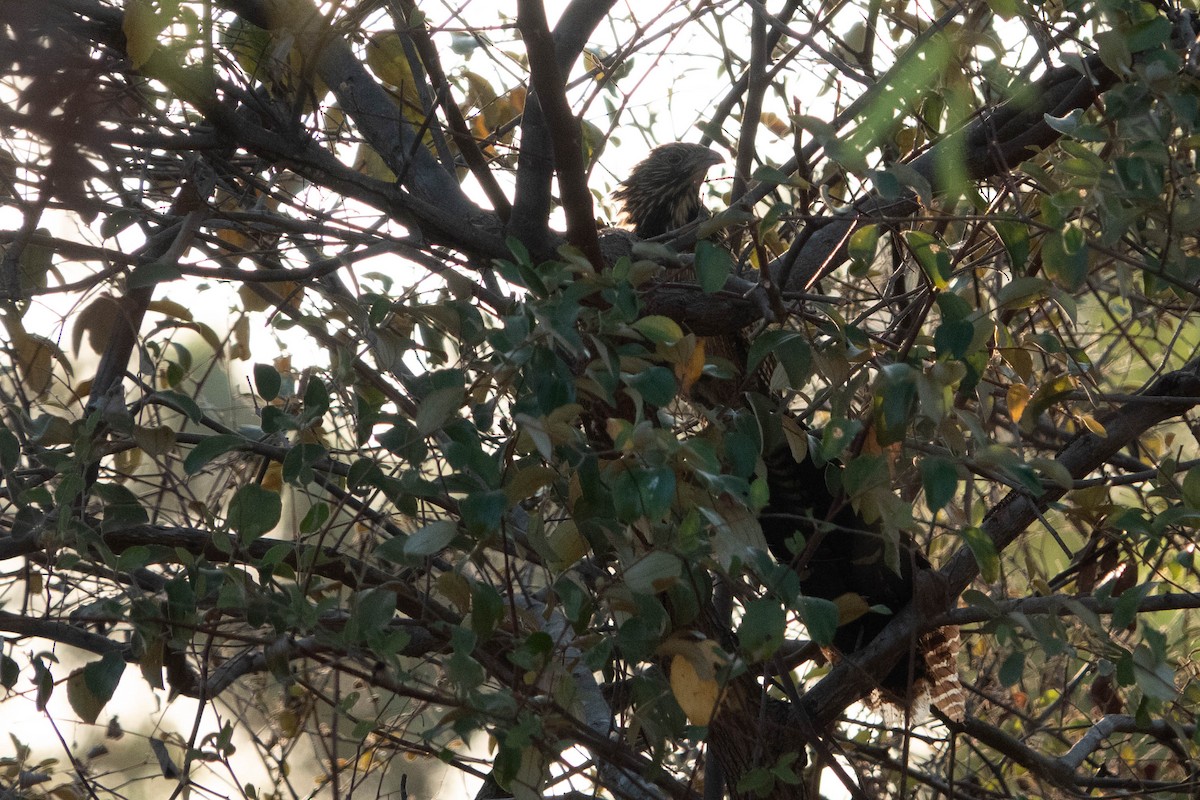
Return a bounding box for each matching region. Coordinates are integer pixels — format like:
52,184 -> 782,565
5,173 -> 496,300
0,1 -> 1055,797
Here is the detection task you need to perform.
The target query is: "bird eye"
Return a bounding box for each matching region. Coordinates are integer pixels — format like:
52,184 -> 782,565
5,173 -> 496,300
667,151 -> 683,165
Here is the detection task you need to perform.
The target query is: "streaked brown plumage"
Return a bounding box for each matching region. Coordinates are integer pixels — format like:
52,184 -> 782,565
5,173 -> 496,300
613,142 -> 723,238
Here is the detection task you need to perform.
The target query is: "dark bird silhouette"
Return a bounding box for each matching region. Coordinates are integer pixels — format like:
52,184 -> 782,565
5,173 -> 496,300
613,142 -> 723,238
618,142 -> 964,722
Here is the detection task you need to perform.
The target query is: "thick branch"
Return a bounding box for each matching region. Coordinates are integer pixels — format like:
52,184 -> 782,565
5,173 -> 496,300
516,0 -> 603,266
509,0 -> 619,258
797,355 -> 1200,729
219,0 -> 486,228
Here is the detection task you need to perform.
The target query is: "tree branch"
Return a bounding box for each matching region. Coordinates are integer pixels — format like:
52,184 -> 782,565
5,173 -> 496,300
509,0 -> 619,259
798,354 -> 1200,729
516,0 -> 602,266
218,0 -> 488,229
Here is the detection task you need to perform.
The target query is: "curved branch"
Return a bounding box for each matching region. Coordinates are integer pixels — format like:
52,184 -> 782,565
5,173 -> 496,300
0,524 -> 459,626
509,0 -> 619,258
516,0 -> 602,266
958,713 -> 1195,792
218,0 -> 487,229
641,49 -> 1125,336
941,591 -> 1200,626
797,355 -> 1200,729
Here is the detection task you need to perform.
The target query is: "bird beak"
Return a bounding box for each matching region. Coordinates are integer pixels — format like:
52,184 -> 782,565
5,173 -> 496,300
694,149 -> 723,186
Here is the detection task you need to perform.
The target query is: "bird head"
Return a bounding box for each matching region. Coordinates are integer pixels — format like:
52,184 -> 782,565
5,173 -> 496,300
612,143 -> 723,239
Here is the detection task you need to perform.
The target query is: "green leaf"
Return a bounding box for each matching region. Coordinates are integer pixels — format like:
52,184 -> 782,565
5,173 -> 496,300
1181,467 -> 1200,509
299,502 -> 331,534
94,481 -> 149,530
959,526 -> 999,582
920,457 -> 959,512
404,520 -> 457,557
934,319 -> 974,359
872,364 -> 917,446
471,582 -> 504,638
1126,16 -> 1171,53
993,219 -> 1031,269
612,465 -> 676,522
282,443 -> 326,485
903,230 -> 951,290
797,596 -> 838,647
751,165 -> 798,185
694,240 -> 732,294
301,376 -> 331,422
1112,581 -> 1152,631
747,330 -> 811,387
226,484 -> 281,542
625,366 -> 676,407
253,363 -> 281,401
1042,109 -> 1105,143
128,260 -> 183,288
460,490 -> 507,535
155,389 -> 204,423
352,588 -> 397,641
848,224 -> 879,271
631,315 -> 683,344
1043,223 -> 1088,290
0,426 -> 18,470
66,652 -> 125,724
183,434 -> 244,475
737,599 -> 785,660
1132,642 -> 1177,700
415,386 -> 465,436
996,276 -> 1049,310
998,651 -> 1024,686
0,654 -> 17,689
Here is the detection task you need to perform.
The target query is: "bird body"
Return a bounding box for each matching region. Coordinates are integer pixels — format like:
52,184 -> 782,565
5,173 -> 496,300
616,142 -> 965,723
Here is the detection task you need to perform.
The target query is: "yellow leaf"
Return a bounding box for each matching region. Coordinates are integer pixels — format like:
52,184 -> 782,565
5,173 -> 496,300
833,592 -> 871,625
503,465 -> 558,505
132,424 -> 177,457
669,639 -> 726,725
1081,414 -> 1107,436
354,143 -> 397,182
216,227 -> 256,252
436,572 -> 472,612
12,330 -> 58,397
123,0 -> 161,70
760,111 -> 791,137
113,446 -> 142,475
678,337 -> 706,395
366,33 -> 417,93
547,520 -> 588,568
239,283 -> 271,313
231,315 -> 252,361
147,299 -> 193,321
1007,383 -> 1031,423
72,294 -> 123,357
261,462 -> 284,492
999,347 -> 1033,382
631,317 -> 682,346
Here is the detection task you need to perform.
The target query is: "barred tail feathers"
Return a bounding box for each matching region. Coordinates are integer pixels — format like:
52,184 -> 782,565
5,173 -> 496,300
921,625 -> 965,723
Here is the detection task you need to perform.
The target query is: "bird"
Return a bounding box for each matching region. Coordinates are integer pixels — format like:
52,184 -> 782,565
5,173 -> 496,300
617,142 -> 965,723
758,433 -> 964,723
612,142 -> 723,239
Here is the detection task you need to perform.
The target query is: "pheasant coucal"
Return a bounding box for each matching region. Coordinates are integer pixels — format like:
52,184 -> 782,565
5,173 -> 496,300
613,142 -> 724,238
615,142 -> 965,723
